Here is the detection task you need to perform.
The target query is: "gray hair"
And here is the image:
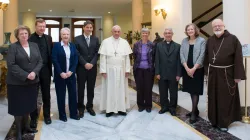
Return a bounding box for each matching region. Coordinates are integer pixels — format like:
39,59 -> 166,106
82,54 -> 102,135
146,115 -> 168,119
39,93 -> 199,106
60,27 -> 70,34
141,28 -> 150,33
112,25 -> 121,31
164,28 -> 173,33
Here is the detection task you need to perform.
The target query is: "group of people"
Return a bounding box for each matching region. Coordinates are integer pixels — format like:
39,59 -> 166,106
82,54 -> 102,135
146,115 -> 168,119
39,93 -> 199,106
133,18 -> 245,133
6,18 -> 245,139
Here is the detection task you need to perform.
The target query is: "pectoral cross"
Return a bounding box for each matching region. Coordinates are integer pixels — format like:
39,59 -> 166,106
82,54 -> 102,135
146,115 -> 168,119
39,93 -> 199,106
212,55 -> 216,63
114,51 -> 118,56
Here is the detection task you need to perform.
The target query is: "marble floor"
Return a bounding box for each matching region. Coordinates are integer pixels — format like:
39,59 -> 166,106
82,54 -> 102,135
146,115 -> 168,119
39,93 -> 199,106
0,76 -> 250,140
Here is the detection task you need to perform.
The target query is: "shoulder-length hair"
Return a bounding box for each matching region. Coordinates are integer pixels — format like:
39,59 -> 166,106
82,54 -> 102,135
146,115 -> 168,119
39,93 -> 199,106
185,23 -> 200,38
14,25 -> 31,40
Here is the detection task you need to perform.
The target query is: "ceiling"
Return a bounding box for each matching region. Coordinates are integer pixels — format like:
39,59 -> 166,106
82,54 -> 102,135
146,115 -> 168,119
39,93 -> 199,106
19,0 -> 139,17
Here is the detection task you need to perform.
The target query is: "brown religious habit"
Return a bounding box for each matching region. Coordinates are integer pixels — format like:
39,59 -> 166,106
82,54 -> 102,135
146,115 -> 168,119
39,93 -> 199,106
204,30 -> 246,128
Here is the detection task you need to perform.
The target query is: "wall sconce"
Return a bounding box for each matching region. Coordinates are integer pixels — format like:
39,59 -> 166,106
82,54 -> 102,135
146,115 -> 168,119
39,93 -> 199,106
0,0 -> 10,11
154,8 -> 167,20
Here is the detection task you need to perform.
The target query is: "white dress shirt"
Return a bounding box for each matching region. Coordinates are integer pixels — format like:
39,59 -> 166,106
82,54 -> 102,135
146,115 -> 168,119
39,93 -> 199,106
61,41 -> 71,72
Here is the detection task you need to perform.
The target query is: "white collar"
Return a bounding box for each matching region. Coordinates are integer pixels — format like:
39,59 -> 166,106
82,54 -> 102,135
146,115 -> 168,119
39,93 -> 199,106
84,34 -> 91,39
111,36 -> 120,41
61,41 -> 70,47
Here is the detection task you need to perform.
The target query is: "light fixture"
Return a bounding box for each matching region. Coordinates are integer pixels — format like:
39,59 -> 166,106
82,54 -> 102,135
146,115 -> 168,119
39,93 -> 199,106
154,8 -> 167,20
49,9 -> 52,12
0,0 -> 10,11
28,9 -> 31,11
108,12 -> 111,14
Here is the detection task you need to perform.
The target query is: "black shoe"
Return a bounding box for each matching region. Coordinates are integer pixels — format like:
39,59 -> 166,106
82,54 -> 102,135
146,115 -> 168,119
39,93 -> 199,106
146,108 -> 151,113
87,108 -> 96,116
159,108 -> 169,114
59,117 -> 67,122
44,117 -> 52,124
169,109 -> 176,116
30,119 -> 37,128
118,111 -> 127,116
79,111 -> 84,118
138,108 -> 144,112
189,115 -> 197,124
106,112 -> 114,117
70,116 -> 80,120
186,110 -> 199,117
23,128 -> 38,133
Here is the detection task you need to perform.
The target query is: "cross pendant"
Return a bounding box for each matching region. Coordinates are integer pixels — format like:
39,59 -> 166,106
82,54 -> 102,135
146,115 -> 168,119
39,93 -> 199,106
212,56 -> 216,63
114,51 -> 117,56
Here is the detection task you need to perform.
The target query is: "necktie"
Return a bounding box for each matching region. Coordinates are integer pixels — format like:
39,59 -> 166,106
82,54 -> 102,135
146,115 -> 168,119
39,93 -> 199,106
86,37 -> 90,47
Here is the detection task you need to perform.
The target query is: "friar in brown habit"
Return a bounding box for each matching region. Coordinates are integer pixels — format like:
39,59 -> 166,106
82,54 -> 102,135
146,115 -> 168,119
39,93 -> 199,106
204,19 -> 246,132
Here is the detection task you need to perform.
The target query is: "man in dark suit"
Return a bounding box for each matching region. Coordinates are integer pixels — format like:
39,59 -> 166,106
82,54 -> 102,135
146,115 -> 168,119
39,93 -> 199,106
74,21 -> 100,118
155,28 -> 182,116
29,18 -> 53,127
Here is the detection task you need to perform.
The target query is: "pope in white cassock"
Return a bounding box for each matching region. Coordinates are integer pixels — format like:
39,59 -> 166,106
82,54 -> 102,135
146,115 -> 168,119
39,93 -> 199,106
98,25 -> 132,117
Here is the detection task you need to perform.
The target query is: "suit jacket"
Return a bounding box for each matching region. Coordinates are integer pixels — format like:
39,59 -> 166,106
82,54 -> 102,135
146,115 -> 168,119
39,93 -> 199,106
74,35 -> 100,67
180,36 -> 206,68
133,40 -> 155,74
6,41 -> 43,85
155,41 -> 182,80
29,32 -> 53,76
52,42 -> 78,80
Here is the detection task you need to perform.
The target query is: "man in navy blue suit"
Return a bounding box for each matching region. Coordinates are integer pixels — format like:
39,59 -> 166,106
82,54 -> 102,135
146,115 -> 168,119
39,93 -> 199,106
74,21 -> 100,118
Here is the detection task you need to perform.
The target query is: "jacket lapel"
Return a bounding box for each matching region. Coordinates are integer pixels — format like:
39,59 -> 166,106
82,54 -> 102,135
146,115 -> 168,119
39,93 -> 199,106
83,35 -> 89,47
44,35 -> 51,55
17,43 -> 31,62
162,43 -> 169,56
168,42 -> 176,56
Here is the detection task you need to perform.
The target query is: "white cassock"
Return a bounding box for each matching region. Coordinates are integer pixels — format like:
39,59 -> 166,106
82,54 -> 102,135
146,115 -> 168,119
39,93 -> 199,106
98,36 -> 132,113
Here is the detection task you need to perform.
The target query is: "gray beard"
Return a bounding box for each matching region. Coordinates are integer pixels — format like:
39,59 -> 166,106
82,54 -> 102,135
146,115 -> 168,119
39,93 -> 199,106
214,31 -> 223,36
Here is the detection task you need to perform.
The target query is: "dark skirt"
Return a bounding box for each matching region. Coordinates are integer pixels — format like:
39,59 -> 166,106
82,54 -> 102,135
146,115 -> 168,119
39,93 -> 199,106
7,84 -> 38,116
182,67 -> 204,95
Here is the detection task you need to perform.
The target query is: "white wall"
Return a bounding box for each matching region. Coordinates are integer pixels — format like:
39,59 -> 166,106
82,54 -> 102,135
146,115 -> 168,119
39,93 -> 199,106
151,0 -> 192,44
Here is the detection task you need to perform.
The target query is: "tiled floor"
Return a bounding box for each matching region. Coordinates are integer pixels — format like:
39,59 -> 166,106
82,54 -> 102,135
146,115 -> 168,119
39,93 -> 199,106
1,75 -> 250,140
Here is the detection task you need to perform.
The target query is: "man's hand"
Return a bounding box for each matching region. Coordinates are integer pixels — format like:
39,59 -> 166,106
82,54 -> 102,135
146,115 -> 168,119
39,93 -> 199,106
176,76 -> 180,81
156,75 -> 160,80
66,71 -> 73,78
27,72 -> 36,80
60,72 -> 67,79
125,72 -> 130,78
234,79 -> 241,83
101,73 -> 107,79
85,63 -> 93,70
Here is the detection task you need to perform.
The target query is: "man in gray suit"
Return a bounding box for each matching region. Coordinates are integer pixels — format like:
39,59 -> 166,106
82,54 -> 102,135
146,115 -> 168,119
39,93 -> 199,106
155,28 -> 182,116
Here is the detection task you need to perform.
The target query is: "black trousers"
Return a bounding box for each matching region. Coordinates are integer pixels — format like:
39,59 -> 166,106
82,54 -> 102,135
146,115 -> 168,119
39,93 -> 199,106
134,68 -> 154,109
55,76 -> 77,118
30,66 -> 51,120
158,79 -> 178,110
76,65 -> 97,111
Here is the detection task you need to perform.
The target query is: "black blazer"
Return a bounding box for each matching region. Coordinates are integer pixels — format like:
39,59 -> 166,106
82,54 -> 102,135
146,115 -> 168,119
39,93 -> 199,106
74,35 -> 100,67
155,41 -> 182,80
29,32 -> 53,76
6,41 -> 43,85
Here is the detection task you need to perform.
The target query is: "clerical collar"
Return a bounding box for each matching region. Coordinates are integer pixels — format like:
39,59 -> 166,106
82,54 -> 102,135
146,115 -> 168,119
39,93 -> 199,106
35,32 -> 44,38
164,40 -> 172,44
84,33 -> 91,39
